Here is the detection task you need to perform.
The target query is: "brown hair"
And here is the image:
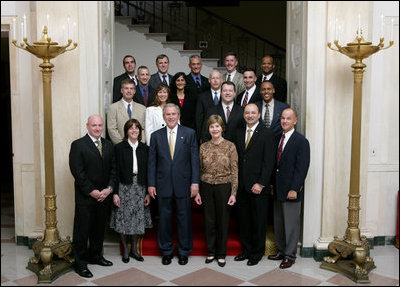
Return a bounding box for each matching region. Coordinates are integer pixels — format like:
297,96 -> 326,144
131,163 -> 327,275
150,83 -> 171,107
123,119 -> 143,142
206,114 -> 226,132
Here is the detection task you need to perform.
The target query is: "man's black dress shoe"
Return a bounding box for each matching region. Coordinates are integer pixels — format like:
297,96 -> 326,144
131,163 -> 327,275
162,255 -> 173,265
122,256 -> 129,263
279,258 -> 295,269
234,253 -> 248,261
268,254 -> 284,261
129,252 -> 144,262
75,267 -> 93,278
217,258 -> 226,267
247,259 -> 259,266
89,256 -> 113,266
178,255 -> 188,265
205,256 -> 215,264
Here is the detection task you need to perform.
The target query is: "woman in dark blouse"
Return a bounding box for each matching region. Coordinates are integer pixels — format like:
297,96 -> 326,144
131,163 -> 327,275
110,119 -> 152,263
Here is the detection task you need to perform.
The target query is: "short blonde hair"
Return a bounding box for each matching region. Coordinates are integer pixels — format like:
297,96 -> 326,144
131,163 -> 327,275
206,114 -> 225,132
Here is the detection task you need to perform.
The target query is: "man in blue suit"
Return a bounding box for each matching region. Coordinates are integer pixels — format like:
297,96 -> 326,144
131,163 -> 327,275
268,108 -> 310,269
148,103 -> 200,266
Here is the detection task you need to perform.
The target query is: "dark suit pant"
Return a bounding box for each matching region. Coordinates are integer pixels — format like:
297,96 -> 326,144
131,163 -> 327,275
237,191 -> 269,262
72,201 -> 110,269
157,197 -> 193,257
273,198 -> 301,261
200,182 -> 231,259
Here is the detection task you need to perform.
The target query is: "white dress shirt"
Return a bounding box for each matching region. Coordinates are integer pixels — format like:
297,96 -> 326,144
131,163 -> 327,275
241,85 -> 257,106
245,122 -> 259,144
167,125 -> 178,147
226,70 -> 237,81
262,72 -> 274,82
158,72 -> 169,85
262,99 -> 274,124
221,102 -> 234,121
127,139 -> 139,174
281,128 -> 295,150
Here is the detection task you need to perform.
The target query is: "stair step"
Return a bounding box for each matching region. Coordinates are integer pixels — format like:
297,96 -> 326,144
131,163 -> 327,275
144,33 -> 168,42
128,24 -> 150,34
201,58 -> 220,68
179,50 -> 202,57
161,41 -> 185,50
115,16 -> 132,25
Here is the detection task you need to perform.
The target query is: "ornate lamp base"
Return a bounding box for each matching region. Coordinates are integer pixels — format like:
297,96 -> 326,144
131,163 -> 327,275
320,236 -> 376,283
26,236 -> 75,283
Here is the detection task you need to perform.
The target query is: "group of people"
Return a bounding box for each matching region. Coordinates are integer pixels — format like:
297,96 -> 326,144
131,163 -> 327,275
68,52 -> 310,278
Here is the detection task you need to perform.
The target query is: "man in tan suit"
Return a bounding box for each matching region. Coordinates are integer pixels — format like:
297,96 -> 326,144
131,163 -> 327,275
107,79 -> 146,144
222,52 -> 245,96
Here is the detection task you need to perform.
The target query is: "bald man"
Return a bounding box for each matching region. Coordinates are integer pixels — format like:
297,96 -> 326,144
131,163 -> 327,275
69,115 -> 117,278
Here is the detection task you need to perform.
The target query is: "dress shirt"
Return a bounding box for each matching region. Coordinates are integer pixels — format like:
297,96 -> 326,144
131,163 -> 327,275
262,72 -> 274,82
127,139 -> 139,174
159,72 -> 169,85
226,70 -> 237,81
221,102 -> 234,121
167,125 -> 178,147
241,85 -> 257,106
211,89 -> 221,102
262,98 -> 274,124
139,85 -> 149,97
88,134 -> 101,146
191,73 -> 201,86
280,128 -> 295,150
129,75 -> 138,86
122,99 -> 133,114
245,122 -> 259,144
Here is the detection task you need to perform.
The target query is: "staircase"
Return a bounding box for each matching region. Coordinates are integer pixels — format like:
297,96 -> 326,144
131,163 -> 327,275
114,1 -> 286,77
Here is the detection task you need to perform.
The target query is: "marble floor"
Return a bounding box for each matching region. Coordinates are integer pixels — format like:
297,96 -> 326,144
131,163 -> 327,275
1,193 -> 399,286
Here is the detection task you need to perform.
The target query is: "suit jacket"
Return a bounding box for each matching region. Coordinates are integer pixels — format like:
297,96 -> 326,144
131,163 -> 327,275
113,73 -> 138,103
69,134 -> 117,205
235,86 -> 262,106
201,103 -> 245,143
107,100 -> 146,144
256,99 -> 290,141
133,85 -> 155,107
171,91 -> 197,130
185,73 -> 210,98
195,90 -> 220,140
274,130 -> 310,202
223,71 -> 245,95
147,125 -> 200,198
149,73 -> 173,91
234,124 -> 276,195
114,140 -> 148,190
256,74 -> 287,103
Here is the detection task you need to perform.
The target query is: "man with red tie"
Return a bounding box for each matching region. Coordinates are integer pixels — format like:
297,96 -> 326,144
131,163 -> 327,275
268,108 -> 310,269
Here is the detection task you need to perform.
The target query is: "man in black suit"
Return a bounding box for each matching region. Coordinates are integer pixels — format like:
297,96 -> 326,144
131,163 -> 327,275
149,54 -> 173,90
233,103 -> 276,266
185,55 -> 210,98
256,55 -> 287,103
201,81 -> 244,143
256,80 -> 290,142
195,70 -> 222,141
113,55 -> 138,103
236,68 -> 261,107
134,66 -> 155,107
268,108 -> 310,269
69,115 -> 117,278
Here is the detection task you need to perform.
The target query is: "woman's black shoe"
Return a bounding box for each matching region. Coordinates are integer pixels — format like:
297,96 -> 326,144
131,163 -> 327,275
129,252 -> 144,262
205,256 -> 215,264
217,258 -> 226,267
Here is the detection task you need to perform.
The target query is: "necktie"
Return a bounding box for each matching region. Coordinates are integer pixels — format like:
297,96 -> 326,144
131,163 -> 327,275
195,76 -> 201,88
242,91 -> 249,107
245,129 -> 252,149
226,106 -> 231,122
169,130 -> 175,159
95,140 -> 102,157
127,103 -> 132,119
227,74 -> 231,81
162,74 -> 167,85
263,103 -> 271,128
277,133 -> 285,164
213,91 -> 219,105
143,88 -> 148,106
263,76 -> 267,82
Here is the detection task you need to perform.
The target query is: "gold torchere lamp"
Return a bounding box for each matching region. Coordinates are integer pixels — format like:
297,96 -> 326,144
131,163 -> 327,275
12,19 -> 77,283
320,18 -> 394,283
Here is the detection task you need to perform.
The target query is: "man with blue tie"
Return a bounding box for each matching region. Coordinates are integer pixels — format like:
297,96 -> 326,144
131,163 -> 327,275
185,55 -> 210,99
148,103 -> 200,266
268,108 -> 310,269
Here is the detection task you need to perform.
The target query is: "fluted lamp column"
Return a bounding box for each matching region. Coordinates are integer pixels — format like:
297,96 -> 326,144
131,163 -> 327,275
12,17 -> 77,283
320,18 -> 394,283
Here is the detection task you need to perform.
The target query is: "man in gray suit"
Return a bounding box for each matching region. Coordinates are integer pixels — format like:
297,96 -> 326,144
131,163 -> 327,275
107,79 -> 146,144
222,52 -> 245,95
149,54 -> 173,91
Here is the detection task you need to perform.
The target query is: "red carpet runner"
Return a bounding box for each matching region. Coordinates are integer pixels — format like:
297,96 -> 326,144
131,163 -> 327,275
138,200 -> 242,256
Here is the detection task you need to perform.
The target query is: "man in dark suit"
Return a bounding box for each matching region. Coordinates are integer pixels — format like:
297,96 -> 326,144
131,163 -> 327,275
268,108 -> 310,269
233,103 -> 276,266
147,103 -> 200,266
149,54 -> 173,90
69,115 -> 117,278
113,55 -> 138,103
236,68 -> 261,107
185,55 -> 210,98
256,55 -> 287,103
201,81 -> 244,143
256,80 -> 290,142
195,70 -> 222,141
134,66 -> 155,107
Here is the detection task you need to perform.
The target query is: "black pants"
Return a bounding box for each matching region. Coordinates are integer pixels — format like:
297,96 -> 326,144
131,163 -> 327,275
237,190 -> 269,262
72,201 -> 110,269
200,182 -> 231,259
